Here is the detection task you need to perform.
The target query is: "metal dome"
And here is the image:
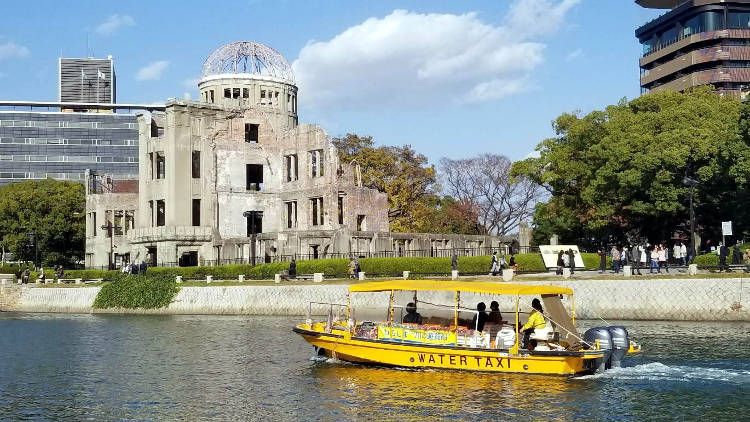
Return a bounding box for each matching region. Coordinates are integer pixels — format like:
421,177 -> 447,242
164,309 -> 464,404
201,41 -> 295,84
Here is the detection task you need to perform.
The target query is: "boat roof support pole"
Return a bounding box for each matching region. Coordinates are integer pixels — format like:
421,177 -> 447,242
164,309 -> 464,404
571,294 -> 576,325
510,295 -> 520,355
453,290 -> 460,329
388,289 -> 395,325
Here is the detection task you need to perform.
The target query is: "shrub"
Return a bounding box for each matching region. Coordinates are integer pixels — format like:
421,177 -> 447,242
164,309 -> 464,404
695,253 -> 718,267
93,273 -> 179,309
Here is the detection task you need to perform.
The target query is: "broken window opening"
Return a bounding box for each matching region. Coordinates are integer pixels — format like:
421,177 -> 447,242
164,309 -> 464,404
192,198 -> 201,227
246,211 -> 263,236
192,150 -> 200,178
285,201 -> 297,229
224,88 -> 231,98
156,200 -> 165,227
338,194 -> 345,225
156,152 -> 165,179
357,215 -> 366,231
233,88 -> 240,99
245,123 -> 259,143
246,164 -> 263,191
310,150 -> 324,177
242,88 -> 249,98
210,90 -> 215,103
285,154 -> 298,181
311,197 -> 324,226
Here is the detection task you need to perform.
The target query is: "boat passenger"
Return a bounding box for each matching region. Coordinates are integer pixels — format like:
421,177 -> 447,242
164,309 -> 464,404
519,298 -> 546,350
488,301 -> 503,324
470,302 -> 489,332
402,302 -> 423,324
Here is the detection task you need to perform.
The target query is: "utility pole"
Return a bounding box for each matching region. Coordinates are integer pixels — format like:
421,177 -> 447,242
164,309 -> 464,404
101,221 -> 122,270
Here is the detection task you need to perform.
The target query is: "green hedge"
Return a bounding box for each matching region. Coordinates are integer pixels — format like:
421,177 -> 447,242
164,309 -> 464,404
72,254 -> 557,281
93,273 -> 180,309
579,253 -> 613,270
695,253 -> 718,266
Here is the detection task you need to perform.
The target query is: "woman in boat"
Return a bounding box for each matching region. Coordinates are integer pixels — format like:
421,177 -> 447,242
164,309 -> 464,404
402,302 -> 423,324
470,302 -> 489,332
488,301 -> 503,324
519,298 -> 546,350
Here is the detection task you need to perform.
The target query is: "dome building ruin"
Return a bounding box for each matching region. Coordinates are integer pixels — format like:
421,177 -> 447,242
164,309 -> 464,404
84,42 -> 506,269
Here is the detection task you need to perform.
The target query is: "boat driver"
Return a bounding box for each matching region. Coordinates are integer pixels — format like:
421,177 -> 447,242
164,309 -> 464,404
402,302 -> 423,324
518,298 -> 546,350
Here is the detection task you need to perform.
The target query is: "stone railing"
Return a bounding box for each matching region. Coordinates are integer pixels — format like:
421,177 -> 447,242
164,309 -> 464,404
128,226 -> 212,243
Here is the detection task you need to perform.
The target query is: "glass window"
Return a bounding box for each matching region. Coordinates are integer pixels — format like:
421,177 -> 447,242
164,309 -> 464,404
729,12 -> 750,28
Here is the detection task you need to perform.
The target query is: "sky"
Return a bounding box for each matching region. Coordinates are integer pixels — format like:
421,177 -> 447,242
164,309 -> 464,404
0,0 -> 663,163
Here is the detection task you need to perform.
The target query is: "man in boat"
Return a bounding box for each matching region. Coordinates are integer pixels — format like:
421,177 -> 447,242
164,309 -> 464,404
402,302 -> 423,324
518,298 -> 546,350
470,302 -> 489,332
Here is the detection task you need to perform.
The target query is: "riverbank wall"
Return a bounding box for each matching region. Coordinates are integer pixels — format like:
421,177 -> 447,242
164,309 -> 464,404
1,278 -> 748,321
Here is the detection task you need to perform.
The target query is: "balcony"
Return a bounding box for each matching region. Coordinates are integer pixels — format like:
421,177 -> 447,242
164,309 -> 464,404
128,225 -> 212,243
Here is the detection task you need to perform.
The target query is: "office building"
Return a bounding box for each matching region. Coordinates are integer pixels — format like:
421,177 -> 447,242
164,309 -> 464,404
637,0 -> 750,97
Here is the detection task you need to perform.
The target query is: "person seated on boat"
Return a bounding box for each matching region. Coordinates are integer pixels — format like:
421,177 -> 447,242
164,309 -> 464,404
488,301 -> 503,324
518,298 -> 546,350
402,302 -> 423,324
470,302 -> 490,332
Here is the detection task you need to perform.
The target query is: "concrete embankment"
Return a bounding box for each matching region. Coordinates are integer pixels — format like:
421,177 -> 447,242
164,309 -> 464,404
1,278 -> 749,321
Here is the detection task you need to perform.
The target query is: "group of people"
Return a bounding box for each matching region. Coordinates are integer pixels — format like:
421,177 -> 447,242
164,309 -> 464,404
120,261 -> 148,275
401,298 -> 546,350
596,241 -> 693,275
555,249 -> 577,275
489,252 -> 516,276
15,265 -> 65,283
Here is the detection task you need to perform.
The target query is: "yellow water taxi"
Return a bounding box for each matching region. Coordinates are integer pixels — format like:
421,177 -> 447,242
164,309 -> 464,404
294,280 -> 641,375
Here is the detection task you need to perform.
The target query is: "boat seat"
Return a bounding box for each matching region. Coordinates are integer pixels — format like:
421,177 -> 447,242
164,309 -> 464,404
530,323 -> 554,341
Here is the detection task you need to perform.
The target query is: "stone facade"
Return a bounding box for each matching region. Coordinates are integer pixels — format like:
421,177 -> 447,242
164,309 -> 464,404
84,42 -> 506,268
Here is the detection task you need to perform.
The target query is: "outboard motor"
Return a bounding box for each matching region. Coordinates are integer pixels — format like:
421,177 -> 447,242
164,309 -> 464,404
583,326 -> 613,373
607,326 -> 630,369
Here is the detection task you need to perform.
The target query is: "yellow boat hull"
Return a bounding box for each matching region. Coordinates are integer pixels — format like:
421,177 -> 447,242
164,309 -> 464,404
294,324 -> 604,375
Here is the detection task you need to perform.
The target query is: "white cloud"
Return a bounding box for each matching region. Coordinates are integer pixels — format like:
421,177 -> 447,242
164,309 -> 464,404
95,14 -> 135,35
0,41 -> 30,60
182,77 -> 200,88
565,48 -> 583,61
293,1 -> 579,109
136,60 -> 169,81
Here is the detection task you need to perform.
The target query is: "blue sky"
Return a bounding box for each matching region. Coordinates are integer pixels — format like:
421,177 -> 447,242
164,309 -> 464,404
0,0 -> 662,163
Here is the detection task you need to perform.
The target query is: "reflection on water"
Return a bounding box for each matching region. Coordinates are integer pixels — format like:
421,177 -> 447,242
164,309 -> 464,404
1,314 -> 748,421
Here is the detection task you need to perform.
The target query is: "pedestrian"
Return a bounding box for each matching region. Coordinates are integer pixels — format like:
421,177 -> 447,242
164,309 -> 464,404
561,251 -> 569,275
22,267 -> 30,284
56,265 -> 64,281
354,257 -> 361,275
348,258 -> 357,279
288,258 -> 297,279
680,242 -> 688,265
139,260 -> 147,275
508,254 -> 517,271
658,244 -> 668,273
130,261 -> 138,275
556,250 -> 564,275
744,249 -> 750,273
719,242 -> 729,272
732,241 -> 742,265
38,267 -> 46,283
451,253 -> 458,272
567,249 -> 575,275
620,246 -> 628,268
490,251 -> 499,276
639,243 -> 648,274
121,262 -> 129,274
631,243 -> 642,275
649,246 -> 659,274
611,245 -> 620,273
598,248 -> 607,274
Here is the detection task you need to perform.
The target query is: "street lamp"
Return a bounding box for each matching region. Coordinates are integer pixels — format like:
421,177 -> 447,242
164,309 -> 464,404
101,221 -> 122,270
682,176 -> 700,262
27,231 -> 38,269
243,211 -> 262,266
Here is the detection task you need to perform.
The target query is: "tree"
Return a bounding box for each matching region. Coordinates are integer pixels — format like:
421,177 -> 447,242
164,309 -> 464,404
411,194 -> 483,235
0,179 -> 85,267
332,133 -> 438,232
512,87 -> 750,245
440,154 -> 543,236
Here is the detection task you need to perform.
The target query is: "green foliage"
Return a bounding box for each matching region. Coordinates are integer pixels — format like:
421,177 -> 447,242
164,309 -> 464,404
63,269 -> 120,279
0,179 -> 85,267
512,87 -> 750,244
93,273 -> 180,309
332,133 -> 440,232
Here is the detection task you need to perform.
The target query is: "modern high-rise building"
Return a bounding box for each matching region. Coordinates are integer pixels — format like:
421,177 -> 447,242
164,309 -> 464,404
0,56 -> 163,185
636,0 -> 750,98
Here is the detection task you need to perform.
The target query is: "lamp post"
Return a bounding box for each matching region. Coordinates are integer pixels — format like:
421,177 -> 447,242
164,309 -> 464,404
27,231 -> 38,269
101,221 -> 122,270
243,211 -> 262,266
682,176 -> 700,263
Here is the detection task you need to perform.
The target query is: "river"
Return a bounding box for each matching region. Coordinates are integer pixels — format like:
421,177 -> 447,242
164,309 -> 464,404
0,313 -> 748,421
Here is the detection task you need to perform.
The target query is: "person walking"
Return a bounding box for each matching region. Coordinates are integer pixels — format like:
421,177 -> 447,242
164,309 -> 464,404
649,246 -> 659,274
732,241 -> 742,266
620,246 -> 628,268
631,244 -> 641,275
348,258 -> 357,279
561,251 -> 570,275
673,242 -> 682,266
567,249 -> 576,275
680,242 -> 688,265
556,251 -> 564,275
611,246 -> 621,274
719,242 -> 729,272
658,244 -> 668,273
490,252 -> 499,276
598,248 -> 607,274
451,253 -> 458,272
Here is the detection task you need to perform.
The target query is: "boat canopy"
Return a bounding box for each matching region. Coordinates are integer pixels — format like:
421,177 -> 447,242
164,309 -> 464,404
349,280 -> 573,296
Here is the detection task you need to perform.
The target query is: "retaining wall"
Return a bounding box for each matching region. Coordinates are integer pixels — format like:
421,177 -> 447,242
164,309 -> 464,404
0,278 -> 748,321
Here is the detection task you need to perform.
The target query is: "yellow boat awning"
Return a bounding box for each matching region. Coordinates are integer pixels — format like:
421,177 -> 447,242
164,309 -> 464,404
349,280 -> 573,296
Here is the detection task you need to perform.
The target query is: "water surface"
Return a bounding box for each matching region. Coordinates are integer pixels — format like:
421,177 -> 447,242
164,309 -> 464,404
0,313 -> 748,421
